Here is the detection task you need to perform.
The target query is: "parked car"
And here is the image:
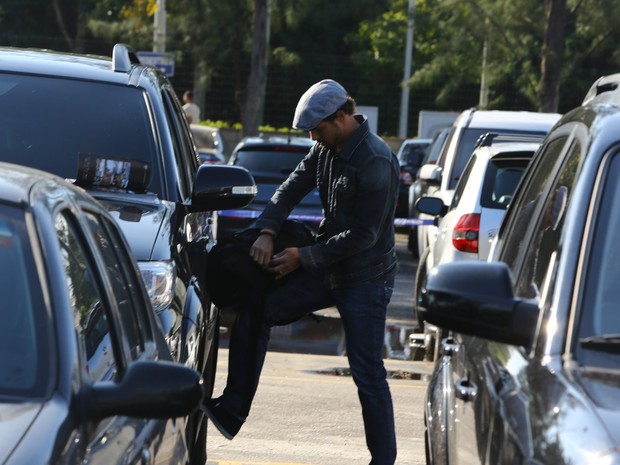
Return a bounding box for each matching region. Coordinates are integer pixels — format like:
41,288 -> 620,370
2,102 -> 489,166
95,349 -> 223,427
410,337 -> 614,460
0,163 -> 203,464
407,127 -> 450,255
412,136 -> 540,360
419,79 -> 620,465
190,124 -> 227,164
218,135 -> 320,240
395,137 -> 432,220
414,108 -> 561,258
0,44 -> 256,464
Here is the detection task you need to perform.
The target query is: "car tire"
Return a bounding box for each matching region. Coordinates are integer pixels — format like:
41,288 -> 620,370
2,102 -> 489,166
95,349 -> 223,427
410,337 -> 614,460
407,226 -> 419,258
414,247 -> 430,332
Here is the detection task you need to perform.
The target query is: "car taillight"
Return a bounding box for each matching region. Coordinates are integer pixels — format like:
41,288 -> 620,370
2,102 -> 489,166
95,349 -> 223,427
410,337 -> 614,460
400,169 -> 414,185
452,213 -> 480,253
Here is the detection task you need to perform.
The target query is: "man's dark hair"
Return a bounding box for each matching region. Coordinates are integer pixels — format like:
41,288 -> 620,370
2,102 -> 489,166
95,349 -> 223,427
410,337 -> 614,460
184,90 -> 193,99
324,96 -> 357,121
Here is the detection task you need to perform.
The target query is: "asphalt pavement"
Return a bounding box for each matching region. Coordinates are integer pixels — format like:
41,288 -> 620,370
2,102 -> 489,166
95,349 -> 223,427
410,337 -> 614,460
207,232 -> 430,465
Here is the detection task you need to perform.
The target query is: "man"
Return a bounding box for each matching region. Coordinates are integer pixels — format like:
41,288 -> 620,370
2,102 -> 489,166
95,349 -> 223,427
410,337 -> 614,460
182,90 -> 200,124
205,79 -> 399,465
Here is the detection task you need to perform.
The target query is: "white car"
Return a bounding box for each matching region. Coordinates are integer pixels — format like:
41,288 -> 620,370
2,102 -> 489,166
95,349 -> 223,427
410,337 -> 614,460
411,138 -> 540,360
414,109 -> 561,257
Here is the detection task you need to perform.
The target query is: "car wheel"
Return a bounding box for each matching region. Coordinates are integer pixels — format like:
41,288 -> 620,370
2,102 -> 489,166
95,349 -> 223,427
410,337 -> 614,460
189,414 -> 208,465
202,314 -> 220,398
414,247 -> 430,332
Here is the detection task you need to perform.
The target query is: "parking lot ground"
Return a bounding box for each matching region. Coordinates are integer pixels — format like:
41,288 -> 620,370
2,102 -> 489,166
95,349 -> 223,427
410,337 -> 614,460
206,348 -> 431,465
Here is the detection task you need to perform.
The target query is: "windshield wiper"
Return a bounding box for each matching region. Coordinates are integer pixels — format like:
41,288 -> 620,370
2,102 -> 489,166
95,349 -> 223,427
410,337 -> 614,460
579,334 -> 620,353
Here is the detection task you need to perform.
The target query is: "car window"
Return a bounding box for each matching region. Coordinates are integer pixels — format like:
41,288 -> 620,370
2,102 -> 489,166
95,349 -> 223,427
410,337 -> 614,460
83,212 -> 153,360
514,141 -> 580,298
234,149 -> 307,175
500,137 -> 569,272
0,73 -> 162,196
577,149 -> 620,367
162,87 -> 196,198
450,152 -> 477,210
56,212 -> 118,382
480,159 -> 530,209
0,205 -> 50,398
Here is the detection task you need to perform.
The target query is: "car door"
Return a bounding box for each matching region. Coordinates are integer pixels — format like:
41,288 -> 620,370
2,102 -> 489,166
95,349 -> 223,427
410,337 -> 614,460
55,208 -> 187,465
444,133 -> 579,465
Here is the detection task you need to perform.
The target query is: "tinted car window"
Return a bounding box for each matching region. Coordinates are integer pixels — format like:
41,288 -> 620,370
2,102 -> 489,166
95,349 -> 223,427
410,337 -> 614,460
0,205 -> 50,398
480,159 -> 529,209
234,149 -> 307,175
578,150 -> 620,367
0,73 -> 161,196
500,137 -> 569,271
515,141 -> 580,298
57,212 -> 117,381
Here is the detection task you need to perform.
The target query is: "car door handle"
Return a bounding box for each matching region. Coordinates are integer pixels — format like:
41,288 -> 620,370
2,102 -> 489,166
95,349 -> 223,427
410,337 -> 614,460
454,378 -> 477,402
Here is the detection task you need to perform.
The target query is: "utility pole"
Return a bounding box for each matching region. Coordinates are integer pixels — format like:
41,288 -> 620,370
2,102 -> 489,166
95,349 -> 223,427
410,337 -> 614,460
153,0 -> 166,52
398,0 -> 415,138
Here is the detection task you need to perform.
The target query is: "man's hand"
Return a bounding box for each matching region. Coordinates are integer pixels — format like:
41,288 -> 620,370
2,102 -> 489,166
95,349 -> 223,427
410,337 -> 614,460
250,234 -> 275,267
269,247 -> 300,279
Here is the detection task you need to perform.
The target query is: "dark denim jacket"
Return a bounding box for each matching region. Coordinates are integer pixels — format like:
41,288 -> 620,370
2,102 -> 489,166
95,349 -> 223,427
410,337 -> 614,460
255,116 -> 399,288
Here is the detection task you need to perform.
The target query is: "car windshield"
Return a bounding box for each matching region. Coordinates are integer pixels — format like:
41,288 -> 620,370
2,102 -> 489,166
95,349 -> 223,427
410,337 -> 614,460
0,205 -> 51,400
0,73 -> 162,196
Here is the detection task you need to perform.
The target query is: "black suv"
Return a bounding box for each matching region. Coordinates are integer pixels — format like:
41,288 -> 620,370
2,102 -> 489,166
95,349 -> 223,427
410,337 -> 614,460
0,44 -> 256,464
420,81 -> 620,464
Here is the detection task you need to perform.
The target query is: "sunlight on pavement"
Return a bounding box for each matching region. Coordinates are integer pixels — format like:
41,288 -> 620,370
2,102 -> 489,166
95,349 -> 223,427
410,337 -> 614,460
207,461 -> 314,465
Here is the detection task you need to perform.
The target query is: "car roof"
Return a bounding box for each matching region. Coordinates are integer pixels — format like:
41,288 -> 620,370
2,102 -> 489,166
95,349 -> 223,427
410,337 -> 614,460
467,110 -> 561,131
0,45 -> 148,85
0,162 -> 79,204
233,135 -> 315,152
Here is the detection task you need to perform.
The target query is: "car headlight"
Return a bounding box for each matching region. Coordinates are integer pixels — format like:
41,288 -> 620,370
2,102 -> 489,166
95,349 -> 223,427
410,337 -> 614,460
138,261 -> 175,312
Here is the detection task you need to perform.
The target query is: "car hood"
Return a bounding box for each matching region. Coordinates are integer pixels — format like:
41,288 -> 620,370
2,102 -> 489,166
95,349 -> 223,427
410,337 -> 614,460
0,402 -> 41,463
576,369 -> 620,444
91,192 -> 173,261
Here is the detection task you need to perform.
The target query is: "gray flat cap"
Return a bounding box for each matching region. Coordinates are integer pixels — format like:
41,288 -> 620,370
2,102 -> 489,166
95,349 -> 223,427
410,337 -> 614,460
292,79 -> 348,131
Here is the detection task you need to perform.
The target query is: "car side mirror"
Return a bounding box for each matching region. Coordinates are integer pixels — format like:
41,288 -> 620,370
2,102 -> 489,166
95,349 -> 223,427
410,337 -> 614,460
416,196 -> 448,217
418,164 -> 442,185
190,164 -> 257,211
85,360 -> 203,421
418,261 -> 539,348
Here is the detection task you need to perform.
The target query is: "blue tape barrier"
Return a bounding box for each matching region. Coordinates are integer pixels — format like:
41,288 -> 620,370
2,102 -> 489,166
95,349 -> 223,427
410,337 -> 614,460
218,209 -> 435,227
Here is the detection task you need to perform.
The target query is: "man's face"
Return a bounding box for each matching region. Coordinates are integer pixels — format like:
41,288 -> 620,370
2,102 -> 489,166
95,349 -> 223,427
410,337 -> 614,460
309,116 -> 343,150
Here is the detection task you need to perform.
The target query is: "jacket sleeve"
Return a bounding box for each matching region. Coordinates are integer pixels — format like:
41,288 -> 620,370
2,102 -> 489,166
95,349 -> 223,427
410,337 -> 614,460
253,146 -> 318,234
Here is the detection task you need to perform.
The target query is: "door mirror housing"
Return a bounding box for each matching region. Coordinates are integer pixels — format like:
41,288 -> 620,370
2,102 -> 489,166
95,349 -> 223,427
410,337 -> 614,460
419,261 -> 539,348
191,164 -> 257,211
416,196 -> 448,217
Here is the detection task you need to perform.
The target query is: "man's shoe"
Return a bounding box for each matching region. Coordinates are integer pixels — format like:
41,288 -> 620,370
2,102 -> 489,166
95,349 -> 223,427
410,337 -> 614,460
202,398 -> 244,440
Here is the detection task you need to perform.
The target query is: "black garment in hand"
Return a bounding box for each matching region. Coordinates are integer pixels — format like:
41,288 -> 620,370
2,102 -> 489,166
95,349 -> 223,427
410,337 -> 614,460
206,219 -> 316,309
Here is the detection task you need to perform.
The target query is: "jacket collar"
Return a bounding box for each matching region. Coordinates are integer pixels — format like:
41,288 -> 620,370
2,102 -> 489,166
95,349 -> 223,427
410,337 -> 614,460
337,114 -> 369,160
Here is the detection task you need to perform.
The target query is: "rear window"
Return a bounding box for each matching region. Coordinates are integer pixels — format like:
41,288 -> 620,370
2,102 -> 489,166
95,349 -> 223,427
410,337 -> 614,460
0,73 -> 162,196
233,147 -> 309,176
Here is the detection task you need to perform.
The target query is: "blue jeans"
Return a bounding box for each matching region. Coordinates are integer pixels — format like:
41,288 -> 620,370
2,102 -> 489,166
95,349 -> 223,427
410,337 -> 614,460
221,269 -> 397,465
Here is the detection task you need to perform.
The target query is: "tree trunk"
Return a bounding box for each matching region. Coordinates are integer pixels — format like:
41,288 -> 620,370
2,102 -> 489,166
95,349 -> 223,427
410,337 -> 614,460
539,0 -> 568,112
241,0 -> 270,137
